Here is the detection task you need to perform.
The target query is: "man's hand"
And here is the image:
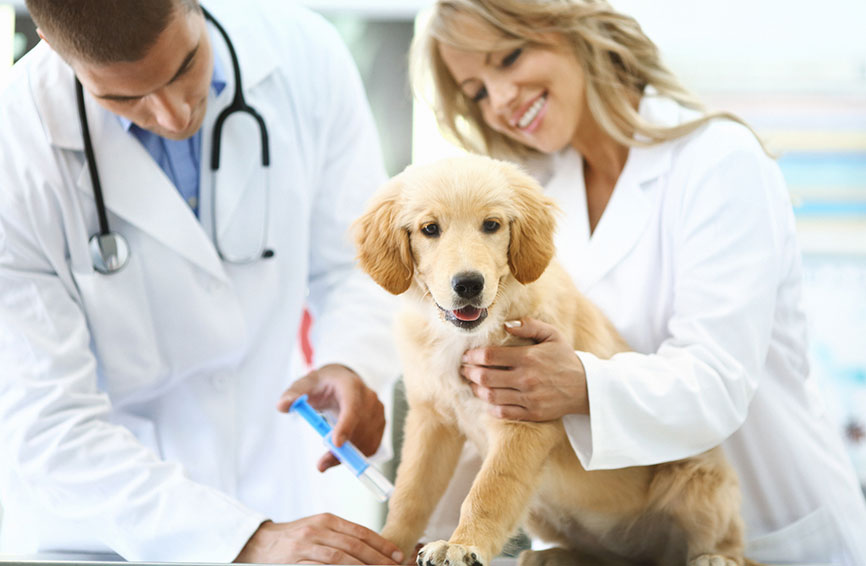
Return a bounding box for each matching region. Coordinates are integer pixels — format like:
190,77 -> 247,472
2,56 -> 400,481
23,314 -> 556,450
277,364 -> 385,472
460,318 -> 589,421
234,516 -> 404,565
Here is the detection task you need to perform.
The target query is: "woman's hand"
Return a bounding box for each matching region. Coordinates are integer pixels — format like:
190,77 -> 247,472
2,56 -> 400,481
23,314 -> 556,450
234,516 -> 404,565
460,318 -> 589,421
277,364 -> 385,472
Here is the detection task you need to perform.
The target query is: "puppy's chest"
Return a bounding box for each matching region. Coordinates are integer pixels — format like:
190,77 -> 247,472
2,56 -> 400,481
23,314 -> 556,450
412,331 -> 488,403
398,318 -> 510,440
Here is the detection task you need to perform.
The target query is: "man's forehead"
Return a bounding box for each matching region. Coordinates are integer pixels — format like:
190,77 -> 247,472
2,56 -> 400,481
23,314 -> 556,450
73,9 -> 204,99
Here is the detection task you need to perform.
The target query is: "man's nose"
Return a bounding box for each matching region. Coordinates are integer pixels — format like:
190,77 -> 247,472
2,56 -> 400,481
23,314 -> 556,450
150,89 -> 192,133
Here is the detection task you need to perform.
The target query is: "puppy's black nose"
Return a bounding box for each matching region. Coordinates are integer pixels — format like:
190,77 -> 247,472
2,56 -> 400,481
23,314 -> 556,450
452,272 -> 484,299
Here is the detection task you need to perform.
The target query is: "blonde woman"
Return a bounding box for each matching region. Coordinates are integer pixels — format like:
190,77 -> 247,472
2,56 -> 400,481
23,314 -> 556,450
409,1 -> 866,564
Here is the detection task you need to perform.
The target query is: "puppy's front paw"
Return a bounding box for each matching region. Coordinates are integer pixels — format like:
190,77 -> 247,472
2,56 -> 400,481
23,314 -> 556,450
689,554 -> 741,566
416,540 -> 485,566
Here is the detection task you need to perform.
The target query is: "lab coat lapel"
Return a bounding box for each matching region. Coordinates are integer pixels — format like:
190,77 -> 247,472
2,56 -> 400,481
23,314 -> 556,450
546,148 -> 591,267
556,92 -> 680,292
74,92 -> 229,283
579,142 -> 670,292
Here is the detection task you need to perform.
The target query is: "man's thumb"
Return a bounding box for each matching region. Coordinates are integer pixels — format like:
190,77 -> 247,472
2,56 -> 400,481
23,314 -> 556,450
503,317 -> 555,343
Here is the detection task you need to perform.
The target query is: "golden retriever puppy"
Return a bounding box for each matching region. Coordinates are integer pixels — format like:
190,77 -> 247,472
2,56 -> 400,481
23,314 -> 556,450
353,155 -> 747,566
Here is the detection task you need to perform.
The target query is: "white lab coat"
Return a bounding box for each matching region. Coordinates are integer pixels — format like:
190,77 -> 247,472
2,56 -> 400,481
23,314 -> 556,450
424,93 -> 866,565
0,1 -> 398,561
553,94 -> 866,565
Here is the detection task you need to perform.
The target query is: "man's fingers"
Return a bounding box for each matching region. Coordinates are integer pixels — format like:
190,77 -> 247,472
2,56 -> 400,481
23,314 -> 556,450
308,530 -> 399,566
317,451 -> 341,473
332,385 -> 363,447
295,543 -> 364,566
321,514 -> 404,564
276,372 -> 318,412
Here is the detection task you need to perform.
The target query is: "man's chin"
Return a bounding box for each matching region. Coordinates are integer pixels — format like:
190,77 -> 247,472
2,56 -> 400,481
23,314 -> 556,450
158,124 -> 202,141
150,109 -> 206,140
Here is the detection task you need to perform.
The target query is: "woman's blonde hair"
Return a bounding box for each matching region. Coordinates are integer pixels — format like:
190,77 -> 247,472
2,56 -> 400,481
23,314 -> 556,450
411,0 -> 765,160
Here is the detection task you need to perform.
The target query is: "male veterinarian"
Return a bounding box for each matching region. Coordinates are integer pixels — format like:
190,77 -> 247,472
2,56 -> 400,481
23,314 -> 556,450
0,0 -> 404,563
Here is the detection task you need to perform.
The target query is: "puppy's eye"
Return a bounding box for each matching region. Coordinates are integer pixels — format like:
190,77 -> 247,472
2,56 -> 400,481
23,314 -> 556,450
421,223 -> 440,237
482,219 -> 500,233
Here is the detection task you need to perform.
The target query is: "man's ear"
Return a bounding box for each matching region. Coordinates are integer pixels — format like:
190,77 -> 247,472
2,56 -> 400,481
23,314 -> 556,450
36,28 -> 49,46
352,177 -> 414,295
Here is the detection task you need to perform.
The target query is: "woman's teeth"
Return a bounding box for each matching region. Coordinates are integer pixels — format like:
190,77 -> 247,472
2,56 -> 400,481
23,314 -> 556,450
517,95 -> 546,129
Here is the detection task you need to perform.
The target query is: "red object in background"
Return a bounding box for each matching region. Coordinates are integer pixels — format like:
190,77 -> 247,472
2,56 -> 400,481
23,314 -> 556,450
299,308 -> 314,368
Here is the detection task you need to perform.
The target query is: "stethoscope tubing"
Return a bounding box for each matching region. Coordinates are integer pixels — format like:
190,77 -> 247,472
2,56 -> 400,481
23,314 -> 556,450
203,5 -> 270,170
77,6 -> 273,273
75,78 -> 111,238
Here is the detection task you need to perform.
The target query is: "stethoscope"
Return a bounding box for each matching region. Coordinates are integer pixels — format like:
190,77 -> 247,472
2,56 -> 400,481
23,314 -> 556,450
76,6 -> 273,274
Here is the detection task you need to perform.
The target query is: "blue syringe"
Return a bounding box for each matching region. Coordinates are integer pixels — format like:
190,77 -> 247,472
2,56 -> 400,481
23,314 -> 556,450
290,394 -> 394,502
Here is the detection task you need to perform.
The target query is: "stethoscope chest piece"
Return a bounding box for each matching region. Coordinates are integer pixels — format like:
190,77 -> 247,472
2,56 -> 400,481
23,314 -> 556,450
89,232 -> 130,274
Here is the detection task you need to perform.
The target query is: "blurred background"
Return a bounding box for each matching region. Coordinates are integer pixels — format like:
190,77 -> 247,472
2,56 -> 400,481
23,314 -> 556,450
2,0 -> 864,532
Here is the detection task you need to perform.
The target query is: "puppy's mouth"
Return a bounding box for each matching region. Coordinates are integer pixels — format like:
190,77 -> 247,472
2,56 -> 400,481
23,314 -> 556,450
437,304 -> 489,331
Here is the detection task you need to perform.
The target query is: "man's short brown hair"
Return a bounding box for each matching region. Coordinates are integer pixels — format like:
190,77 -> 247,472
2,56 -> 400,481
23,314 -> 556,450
26,0 -> 200,63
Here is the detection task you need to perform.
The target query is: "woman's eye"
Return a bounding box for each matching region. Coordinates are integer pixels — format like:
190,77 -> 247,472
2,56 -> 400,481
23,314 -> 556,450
482,220 -> 500,233
421,223 -> 440,237
471,86 -> 488,103
502,48 -> 523,67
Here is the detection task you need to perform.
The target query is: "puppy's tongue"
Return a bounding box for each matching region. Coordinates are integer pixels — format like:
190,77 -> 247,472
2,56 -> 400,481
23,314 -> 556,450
453,306 -> 482,322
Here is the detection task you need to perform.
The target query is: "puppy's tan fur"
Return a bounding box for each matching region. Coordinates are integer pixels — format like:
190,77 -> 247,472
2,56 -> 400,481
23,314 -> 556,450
354,156 -> 746,566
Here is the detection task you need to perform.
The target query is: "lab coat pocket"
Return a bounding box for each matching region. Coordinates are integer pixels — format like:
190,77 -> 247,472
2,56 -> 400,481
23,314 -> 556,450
746,505 -> 843,565
73,262 -> 167,402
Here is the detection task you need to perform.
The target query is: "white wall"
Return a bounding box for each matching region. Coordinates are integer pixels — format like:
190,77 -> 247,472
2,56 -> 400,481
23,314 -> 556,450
616,0 -> 866,94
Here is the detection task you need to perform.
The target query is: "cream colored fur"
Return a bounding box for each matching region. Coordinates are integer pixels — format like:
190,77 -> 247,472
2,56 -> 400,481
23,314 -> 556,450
354,155 -> 747,566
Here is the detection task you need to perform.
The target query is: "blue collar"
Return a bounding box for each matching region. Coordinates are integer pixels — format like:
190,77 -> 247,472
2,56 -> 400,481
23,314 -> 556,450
118,33 -> 228,133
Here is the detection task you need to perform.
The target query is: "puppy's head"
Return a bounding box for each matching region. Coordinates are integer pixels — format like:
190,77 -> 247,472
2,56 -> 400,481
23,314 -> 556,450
353,155 -> 556,332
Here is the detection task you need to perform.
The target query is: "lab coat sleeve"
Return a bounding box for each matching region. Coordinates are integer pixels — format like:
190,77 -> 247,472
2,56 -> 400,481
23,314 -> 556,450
301,18 -> 401,444
563,138 -> 787,469
0,145 -> 266,560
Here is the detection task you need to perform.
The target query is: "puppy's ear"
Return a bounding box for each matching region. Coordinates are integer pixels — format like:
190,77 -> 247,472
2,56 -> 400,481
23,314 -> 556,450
352,177 -> 414,295
505,166 -> 558,284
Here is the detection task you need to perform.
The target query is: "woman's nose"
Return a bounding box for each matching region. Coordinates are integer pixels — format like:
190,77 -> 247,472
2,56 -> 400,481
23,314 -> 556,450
486,79 -> 518,117
150,89 -> 193,134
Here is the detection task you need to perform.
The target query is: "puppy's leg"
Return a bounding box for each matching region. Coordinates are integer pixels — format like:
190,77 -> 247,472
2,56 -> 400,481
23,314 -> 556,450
651,450 -> 745,566
382,402 -> 465,559
418,421 -> 562,566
